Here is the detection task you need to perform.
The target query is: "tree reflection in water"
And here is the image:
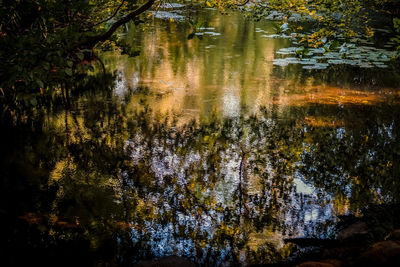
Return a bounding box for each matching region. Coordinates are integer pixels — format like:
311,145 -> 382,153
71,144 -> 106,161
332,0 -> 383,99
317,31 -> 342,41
1,72 -> 399,266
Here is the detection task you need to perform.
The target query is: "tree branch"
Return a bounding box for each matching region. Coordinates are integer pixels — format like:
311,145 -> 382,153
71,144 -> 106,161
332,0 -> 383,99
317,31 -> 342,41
80,0 -> 155,48
236,0 -> 250,7
91,0 -> 126,28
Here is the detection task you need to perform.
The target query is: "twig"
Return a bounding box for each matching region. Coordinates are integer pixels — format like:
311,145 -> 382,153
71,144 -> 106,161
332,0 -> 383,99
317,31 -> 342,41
90,0 -> 126,28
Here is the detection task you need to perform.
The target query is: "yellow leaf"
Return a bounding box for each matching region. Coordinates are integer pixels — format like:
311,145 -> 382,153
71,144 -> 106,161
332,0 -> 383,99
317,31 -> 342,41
49,229 -> 55,236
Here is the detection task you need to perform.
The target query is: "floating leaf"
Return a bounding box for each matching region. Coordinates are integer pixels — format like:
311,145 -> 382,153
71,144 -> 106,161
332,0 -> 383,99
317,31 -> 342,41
280,23 -> 289,32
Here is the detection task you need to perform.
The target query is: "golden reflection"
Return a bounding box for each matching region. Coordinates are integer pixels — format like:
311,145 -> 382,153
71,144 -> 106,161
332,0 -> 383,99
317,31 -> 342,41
49,159 -> 72,184
99,7 -> 400,129
247,228 -> 286,250
303,116 -> 345,127
273,86 -> 392,106
103,8 -> 280,123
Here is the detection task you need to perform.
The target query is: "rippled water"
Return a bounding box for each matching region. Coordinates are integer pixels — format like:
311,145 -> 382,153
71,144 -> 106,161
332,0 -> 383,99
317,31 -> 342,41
1,4 -> 400,266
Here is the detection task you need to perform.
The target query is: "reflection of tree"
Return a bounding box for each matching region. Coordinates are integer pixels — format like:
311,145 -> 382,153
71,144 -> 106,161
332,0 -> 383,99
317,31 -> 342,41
1,73 -> 400,265
1,73 -> 131,266
297,103 -> 400,211
108,8 -> 279,122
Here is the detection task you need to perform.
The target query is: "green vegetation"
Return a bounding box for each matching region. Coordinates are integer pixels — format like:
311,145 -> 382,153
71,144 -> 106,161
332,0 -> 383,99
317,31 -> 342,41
2,72 -> 399,264
1,0 -> 399,101
208,0 -> 400,44
0,0 -> 155,109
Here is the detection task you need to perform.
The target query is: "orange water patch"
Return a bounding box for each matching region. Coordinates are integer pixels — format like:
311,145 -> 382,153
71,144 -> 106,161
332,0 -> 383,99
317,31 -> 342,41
16,212 -> 145,231
303,116 -> 345,127
273,86 -> 395,106
18,213 -> 78,228
19,213 -> 43,224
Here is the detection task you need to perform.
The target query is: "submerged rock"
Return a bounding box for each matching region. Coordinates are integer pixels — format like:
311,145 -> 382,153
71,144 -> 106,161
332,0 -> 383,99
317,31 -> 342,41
387,229 -> 400,241
290,205 -> 400,266
297,259 -> 342,267
338,221 -> 369,241
356,240 -> 400,266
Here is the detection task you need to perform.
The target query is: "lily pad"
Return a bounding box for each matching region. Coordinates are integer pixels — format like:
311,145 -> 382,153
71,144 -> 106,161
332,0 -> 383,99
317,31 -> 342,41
273,57 -> 316,67
274,33 -> 396,69
302,63 -> 329,70
151,11 -> 185,21
261,34 -> 293,39
276,47 -> 297,55
159,3 -> 185,9
204,31 -> 221,36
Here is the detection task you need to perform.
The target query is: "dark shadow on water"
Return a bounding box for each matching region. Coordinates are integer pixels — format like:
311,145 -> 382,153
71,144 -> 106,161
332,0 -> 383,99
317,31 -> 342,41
1,71 -> 400,266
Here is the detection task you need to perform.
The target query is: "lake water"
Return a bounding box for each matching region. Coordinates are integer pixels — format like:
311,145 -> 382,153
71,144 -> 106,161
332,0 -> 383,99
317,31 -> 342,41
1,4 -> 400,266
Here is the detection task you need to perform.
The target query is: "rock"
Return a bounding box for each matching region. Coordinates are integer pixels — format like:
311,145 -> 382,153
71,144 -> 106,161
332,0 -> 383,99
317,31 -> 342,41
296,261 -> 335,267
320,259 -> 342,266
284,237 -> 339,247
296,259 -> 342,267
387,229 -> 400,241
338,221 -> 369,241
134,256 -> 195,267
356,240 -> 400,266
322,244 -> 366,260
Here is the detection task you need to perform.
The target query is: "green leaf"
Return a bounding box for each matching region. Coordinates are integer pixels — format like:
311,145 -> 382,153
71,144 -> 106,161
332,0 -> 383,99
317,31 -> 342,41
394,18 -> 400,31
76,52 -> 84,61
36,80 -> 44,88
67,60 -> 73,67
65,68 -> 73,76
30,97 -> 37,106
196,21 -> 203,29
330,40 -> 340,50
43,62 -> 50,70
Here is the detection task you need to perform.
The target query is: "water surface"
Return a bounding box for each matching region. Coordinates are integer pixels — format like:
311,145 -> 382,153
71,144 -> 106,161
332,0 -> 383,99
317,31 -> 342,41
1,5 -> 400,266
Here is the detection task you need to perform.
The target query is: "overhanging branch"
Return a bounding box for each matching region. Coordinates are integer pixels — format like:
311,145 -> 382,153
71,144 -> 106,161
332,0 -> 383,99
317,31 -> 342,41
80,0 -> 156,48
91,0 -> 127,28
